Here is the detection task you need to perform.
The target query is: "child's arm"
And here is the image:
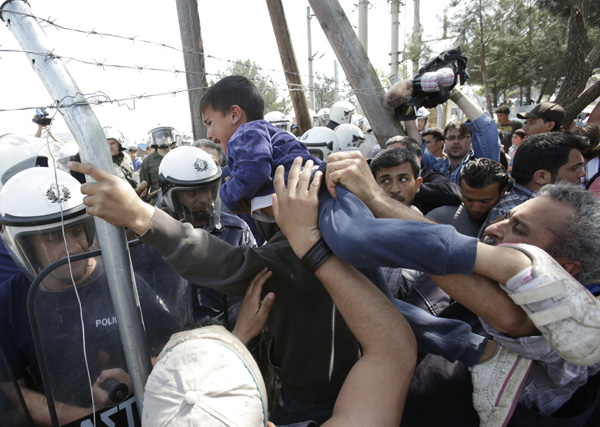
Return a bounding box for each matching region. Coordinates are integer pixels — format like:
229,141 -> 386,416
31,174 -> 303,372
221,124 -> 275,212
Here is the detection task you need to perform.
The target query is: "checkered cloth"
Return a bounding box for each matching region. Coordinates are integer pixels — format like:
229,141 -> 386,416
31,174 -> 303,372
420,67 -> 455,92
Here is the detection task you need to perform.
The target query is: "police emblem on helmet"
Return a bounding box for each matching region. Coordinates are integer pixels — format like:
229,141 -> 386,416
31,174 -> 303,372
193,158 -> 209,172
45,183 -> 71,203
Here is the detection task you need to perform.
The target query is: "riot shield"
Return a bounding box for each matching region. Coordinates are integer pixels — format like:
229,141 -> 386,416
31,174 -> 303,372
26,247 -> 184,426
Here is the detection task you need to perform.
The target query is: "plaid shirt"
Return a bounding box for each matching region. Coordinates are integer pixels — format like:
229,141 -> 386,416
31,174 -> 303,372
478,183 -> 537,237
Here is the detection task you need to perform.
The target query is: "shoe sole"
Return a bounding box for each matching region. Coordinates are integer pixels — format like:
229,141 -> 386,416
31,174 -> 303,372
500,243 -> 600,366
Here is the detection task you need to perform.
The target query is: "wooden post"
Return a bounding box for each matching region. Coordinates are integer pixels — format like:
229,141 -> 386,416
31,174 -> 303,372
176,0 -> 207,140
308,0 -> 406,145
266,0 -> 312,135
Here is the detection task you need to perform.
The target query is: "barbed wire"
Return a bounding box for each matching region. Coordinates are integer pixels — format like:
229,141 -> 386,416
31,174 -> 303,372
0,9 -> 389,114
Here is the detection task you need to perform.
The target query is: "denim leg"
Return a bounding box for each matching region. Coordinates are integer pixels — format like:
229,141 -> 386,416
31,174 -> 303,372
393,297 -> 487,366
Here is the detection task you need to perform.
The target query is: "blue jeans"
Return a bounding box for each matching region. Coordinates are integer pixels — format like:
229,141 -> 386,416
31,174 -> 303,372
317,179 -> 486,367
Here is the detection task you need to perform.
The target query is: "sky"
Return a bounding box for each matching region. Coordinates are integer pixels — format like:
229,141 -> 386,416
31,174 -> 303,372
0,0 -> 453,144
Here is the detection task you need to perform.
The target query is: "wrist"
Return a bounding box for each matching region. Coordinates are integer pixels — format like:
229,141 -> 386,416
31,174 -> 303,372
299,236 -> 332,273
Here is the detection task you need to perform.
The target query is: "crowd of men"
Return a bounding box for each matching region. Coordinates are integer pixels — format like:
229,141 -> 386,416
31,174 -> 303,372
0,77 -> 599,427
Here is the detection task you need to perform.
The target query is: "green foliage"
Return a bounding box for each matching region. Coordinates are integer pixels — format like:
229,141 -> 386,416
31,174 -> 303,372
223,59 -> 290,114
446,0 -> 599,109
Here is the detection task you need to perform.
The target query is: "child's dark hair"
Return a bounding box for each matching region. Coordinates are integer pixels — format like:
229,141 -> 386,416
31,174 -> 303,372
200,75 -> 264,121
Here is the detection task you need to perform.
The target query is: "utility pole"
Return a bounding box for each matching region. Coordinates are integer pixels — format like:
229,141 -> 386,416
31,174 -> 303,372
309,0 -> 406,144
358,0 -> 368,54
266,0 -> 312,135
307,7 -> 315,111
334,60 -> 340,102
390,0 -> 400,78
176,0 -> 207,140
412,0 -> 422,77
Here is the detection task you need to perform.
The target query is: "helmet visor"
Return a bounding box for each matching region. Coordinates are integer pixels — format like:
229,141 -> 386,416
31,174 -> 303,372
170,180 -> 221,230
5,216 -> 98,286
151,128 -> 174,147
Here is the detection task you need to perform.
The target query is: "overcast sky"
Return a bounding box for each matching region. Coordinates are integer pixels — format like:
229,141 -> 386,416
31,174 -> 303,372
0,0 -> 452,142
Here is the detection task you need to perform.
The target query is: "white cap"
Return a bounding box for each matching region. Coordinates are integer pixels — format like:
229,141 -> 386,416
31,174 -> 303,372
142,325 -> 268,427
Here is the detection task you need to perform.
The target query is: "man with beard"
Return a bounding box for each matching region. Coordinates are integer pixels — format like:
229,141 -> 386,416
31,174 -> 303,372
427,158 -> 509,237
324,150 -> 600,427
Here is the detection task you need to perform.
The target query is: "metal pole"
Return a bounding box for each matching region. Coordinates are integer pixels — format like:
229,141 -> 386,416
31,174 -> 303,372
307,6 -> 315,111
0,0 -> 152,416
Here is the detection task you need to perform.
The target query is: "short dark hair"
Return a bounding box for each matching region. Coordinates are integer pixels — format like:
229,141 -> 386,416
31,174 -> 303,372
513,129 -> 526,139
444,120 -> 471,138
193,139 -> 225,166
511,132 -> 589,186
384,135 -> 422,157
370,148 -> 420,180
460,158 -> 509,191
495,105 -> 510,115
422,127 -> 445,142
200,75 -> 264,121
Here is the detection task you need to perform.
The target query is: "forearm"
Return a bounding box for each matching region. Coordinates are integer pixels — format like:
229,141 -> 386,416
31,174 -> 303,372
404,119 -> 422,143
141,208 -> 266,295
20,384 -> 91,427
429,271 -> 537,337
450,88 -> 484,122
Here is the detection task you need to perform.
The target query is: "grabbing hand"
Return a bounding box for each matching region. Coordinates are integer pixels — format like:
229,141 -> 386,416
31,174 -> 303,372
232,267 -> 275,346
68,162 -> 154,235
92,368 -> 132,408
325,151 -> 381,203
272,157 -> 322,258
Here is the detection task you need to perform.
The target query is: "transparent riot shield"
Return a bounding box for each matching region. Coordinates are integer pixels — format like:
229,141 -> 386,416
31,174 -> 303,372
129,239 -> 193,331
27,246 -> 185,426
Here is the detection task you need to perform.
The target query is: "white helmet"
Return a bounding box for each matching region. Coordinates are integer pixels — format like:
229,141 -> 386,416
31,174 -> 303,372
149,126 -> 177,149
158,146 -> 222,231
102,126 -> 125,150
300,127 -> 338,160
0,167 -> 96,279
329,101 -> 356,126
264,111 -> 290,131
334,124 -> 365,152
416,107 -> 431,118
316,108 -> 330,127
0,134 -> 49,191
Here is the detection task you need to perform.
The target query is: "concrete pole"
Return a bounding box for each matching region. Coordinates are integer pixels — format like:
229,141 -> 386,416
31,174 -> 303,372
358,0 -> 368,54
390,0 -> 400,78
412,0 -> 422,77
307,7 -> 315,111
1,1 -> 152,417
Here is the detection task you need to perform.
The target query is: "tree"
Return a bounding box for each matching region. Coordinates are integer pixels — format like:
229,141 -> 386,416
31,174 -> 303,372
222,59 -> 290,113
447,0 -> 600,123
546,0 -> 600,126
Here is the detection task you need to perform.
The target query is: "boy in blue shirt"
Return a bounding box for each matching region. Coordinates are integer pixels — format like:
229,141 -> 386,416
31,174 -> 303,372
200,75 -> 320,218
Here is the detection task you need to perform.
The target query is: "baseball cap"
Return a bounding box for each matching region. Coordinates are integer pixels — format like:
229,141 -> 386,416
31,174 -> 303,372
517,102 -> 565,124
142,325 -> 268,427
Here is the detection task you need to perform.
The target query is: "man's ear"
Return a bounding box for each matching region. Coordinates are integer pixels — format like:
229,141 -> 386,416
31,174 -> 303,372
415,176 -> 423,193
230,105 -> 244,125
554,256 -> 582,277
532,169 -> 552,186
545,121 -> 556,132
499,186 -> 508,198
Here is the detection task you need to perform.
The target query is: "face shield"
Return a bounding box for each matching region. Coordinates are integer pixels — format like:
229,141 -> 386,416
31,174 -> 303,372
167,179 -> 222,230
150,128 -> 174,148
2,215 -> 98,288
